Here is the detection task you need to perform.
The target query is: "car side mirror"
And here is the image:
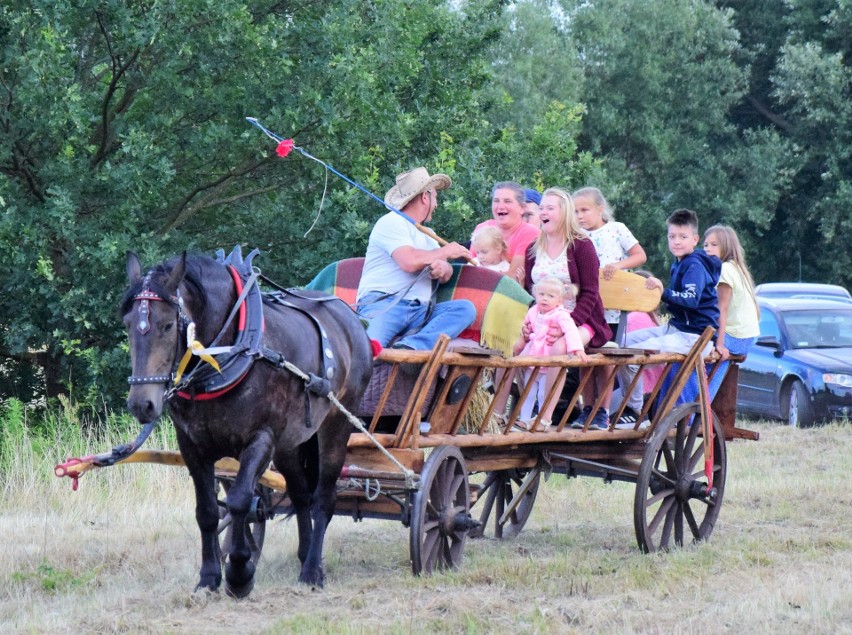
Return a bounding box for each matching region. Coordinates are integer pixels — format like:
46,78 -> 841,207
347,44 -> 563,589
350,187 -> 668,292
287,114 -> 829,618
756,335 -> 782,351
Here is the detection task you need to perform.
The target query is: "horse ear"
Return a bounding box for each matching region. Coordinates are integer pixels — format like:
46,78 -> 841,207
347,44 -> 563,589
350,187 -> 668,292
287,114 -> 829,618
165,251 -> 187,293
127,251 -> 142,284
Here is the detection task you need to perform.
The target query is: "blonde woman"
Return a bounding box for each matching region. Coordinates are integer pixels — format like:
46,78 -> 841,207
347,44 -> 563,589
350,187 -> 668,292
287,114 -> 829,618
522,187 -> 612,428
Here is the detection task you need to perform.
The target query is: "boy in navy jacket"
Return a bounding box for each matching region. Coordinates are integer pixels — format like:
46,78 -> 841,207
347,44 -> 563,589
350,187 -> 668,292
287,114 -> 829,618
615,209 -> 720,425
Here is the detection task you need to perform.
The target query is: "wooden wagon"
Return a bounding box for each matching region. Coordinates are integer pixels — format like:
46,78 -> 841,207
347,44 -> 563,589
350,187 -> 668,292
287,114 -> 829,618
56,263 -> 758,576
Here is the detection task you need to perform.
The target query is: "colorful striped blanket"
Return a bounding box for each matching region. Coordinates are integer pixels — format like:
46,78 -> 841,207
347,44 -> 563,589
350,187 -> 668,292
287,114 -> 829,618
305,258 -> 533,356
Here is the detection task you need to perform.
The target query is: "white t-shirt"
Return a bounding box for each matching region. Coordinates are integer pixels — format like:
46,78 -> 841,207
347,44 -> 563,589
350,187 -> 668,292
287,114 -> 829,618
482,261 -> 510,274
357,212 -> 439,303
583,221 -> 639,323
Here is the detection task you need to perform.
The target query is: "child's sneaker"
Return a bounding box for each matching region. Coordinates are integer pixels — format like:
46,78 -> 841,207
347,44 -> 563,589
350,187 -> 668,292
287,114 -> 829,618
571,406 -> 593,429
615,407 -> 643,429
587,409 -> 610,430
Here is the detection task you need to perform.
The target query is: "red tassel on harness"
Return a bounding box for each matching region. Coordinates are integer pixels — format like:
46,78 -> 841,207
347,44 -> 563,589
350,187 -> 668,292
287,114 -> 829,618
370,339 -> 383,358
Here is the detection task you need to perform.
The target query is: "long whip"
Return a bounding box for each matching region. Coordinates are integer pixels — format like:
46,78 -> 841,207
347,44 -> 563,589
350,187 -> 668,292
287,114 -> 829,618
246,117 -> 474,263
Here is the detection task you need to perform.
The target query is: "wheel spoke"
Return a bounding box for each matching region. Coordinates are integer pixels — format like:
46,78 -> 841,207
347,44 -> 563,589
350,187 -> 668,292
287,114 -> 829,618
449,472 -> 466,501
650,467 -> 677,488
645,487 -> 676,507
648,495 -> 675,535
659,501 -> 677,549
473,479 -> 498,536
422,518 -> 440,532
687,444 -> 705,475
674,503 -> 684,545
433,462 -> 449,497
660,442 -> 675,471
494,482 -> 506,537
682,417 -> 701,468
422,527 -> 440,562
479,471 -> 498,492
683,501 -> 701,538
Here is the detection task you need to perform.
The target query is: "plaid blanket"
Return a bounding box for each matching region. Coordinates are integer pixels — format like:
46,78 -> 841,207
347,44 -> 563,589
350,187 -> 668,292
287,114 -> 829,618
305,258 -> 533,356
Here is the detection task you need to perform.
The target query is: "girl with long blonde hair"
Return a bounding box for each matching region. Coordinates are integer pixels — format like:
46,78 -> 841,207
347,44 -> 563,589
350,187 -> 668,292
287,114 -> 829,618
702,224 -> 759,360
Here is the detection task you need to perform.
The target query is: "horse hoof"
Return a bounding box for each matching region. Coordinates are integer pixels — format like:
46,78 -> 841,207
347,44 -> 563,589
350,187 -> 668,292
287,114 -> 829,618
194,577 -> 221,594
224,577 -> 255,599
225,561 -> 256,599
298,568 -> 325,589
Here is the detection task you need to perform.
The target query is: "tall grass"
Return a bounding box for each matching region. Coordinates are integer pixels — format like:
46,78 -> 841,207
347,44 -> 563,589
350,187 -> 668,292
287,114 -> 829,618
1,397 -> 178,494
2,402 -> 851,633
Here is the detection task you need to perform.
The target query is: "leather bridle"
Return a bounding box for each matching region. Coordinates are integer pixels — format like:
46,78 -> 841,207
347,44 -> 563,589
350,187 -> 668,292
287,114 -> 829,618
127,274 -> 190,387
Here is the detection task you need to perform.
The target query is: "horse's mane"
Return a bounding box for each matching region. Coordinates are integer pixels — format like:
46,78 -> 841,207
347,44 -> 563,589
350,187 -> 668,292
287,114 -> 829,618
119,254 -> 213,318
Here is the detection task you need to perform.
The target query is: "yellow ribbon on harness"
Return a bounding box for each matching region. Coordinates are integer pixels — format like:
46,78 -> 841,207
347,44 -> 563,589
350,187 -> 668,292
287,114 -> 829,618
174,322 -> 222,384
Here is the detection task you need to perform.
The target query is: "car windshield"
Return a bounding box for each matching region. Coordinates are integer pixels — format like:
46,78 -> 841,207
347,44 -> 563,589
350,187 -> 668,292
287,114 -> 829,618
782,309 -> 852,349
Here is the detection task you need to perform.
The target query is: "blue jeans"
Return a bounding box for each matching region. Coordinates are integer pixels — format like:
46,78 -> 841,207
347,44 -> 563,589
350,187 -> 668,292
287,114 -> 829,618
357,291 -> 476,351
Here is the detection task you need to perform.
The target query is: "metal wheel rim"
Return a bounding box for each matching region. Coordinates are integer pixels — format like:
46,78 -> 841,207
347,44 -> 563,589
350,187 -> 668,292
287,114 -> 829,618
634,402 -> 727,553
788,386 -> 799,427
410,446 -> 470,575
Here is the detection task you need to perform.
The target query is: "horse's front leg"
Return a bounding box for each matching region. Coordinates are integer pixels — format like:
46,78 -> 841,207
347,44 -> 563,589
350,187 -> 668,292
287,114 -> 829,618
184,457 -> 221,592
223,430 -> 273,599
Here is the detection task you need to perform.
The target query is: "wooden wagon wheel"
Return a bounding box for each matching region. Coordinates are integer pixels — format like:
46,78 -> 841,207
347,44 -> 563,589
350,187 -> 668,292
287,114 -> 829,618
409,446 -> 472,575
634,402 -> 727,553
217,478 -> 269,566
469,467 -> 541,539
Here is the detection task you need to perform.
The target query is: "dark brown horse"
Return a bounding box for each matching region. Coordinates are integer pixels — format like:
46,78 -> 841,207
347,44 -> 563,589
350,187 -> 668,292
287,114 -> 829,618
121,250 -> 372,597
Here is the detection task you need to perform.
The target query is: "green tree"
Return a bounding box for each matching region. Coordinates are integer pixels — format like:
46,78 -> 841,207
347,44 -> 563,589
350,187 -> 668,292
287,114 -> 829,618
1,0 -> 595,408
0,0 -> 501,407
721,0 -> 852,286
552,0 -> 791,275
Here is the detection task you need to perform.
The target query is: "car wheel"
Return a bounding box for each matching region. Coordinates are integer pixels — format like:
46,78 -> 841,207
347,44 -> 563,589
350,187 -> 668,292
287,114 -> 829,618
787,380 -> 814,428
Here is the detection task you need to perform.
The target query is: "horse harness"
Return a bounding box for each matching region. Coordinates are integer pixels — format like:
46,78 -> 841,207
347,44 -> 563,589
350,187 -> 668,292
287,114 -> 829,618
127,246 -> 342,427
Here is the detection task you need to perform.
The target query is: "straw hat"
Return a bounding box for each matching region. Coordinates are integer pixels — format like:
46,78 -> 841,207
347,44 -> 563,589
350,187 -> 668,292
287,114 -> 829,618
384,167 -> 452,210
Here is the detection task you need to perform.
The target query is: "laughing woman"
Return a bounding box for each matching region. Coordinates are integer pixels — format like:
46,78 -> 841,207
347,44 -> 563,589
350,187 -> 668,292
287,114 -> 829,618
470,181 -> 540,283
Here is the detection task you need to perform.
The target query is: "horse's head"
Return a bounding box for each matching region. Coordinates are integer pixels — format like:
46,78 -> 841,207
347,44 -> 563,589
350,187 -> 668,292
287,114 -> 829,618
122,252 -> 188,423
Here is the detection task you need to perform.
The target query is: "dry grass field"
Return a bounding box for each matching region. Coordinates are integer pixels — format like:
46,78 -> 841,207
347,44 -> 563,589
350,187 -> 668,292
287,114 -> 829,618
2,416 -> 851,634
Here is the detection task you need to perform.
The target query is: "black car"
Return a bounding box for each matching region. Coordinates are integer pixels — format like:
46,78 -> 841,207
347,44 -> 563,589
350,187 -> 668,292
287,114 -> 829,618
736,297 -> 852,427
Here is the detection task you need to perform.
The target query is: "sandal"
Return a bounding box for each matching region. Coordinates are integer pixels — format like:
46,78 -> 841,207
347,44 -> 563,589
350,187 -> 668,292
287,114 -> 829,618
489,413 -> 508,431
512,418 -> 552,432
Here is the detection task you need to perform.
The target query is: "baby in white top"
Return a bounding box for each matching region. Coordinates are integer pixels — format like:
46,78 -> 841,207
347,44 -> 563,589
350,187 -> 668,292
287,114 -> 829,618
471,226 -> 510,274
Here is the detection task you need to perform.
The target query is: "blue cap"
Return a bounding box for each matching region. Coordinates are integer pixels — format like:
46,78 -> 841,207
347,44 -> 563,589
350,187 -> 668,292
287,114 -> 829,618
524,188 -> 542,206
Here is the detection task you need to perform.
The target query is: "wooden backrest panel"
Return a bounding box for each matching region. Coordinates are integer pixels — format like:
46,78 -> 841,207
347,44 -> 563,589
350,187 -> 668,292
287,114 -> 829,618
598,269 -> 661,313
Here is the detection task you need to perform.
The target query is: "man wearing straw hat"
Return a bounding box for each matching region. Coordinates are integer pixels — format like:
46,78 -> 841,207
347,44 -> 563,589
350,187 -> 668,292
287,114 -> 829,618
356,167 -> 476,351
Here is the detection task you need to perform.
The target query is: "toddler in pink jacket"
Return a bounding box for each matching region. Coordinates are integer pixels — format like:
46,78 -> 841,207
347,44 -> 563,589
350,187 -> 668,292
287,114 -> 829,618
512,277 -> 586,429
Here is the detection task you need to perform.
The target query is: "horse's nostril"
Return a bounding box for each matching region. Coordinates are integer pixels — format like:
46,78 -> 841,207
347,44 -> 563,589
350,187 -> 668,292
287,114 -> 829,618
128,396 -> 161,422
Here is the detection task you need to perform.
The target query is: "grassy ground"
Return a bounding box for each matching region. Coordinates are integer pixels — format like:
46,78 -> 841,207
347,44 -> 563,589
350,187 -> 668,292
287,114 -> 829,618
1,411 -> 851,633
